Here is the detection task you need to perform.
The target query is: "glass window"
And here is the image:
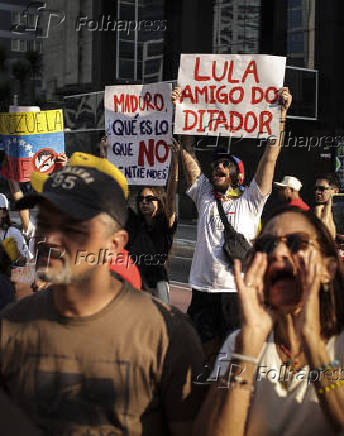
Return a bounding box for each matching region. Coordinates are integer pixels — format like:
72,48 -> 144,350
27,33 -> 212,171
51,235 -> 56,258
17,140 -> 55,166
11,39 -> 28,53
288,9 -> 303,28
213,0 -> 261,54
288,32 -> 304,54
11,12 -> 20,25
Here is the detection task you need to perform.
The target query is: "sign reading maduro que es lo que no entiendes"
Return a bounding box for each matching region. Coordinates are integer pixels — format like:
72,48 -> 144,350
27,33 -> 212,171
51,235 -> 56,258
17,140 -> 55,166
105,83 -> 173,186
174,54 -> 286,139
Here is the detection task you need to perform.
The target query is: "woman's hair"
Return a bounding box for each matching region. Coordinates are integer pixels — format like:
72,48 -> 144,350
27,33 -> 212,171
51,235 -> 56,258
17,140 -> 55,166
262,206 -> 344,338
0,209 -> 11,229
136,186 -> 167,220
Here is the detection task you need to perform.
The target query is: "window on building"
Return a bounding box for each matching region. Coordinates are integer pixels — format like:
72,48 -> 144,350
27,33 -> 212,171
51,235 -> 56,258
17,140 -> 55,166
213,0 -> 261,54
287,0 -> 315,68
32,40 -> 43,54
11,11 -> 27,26
115,0 -> 165,83
27,14 -> 37,29
11,39 -> 28,53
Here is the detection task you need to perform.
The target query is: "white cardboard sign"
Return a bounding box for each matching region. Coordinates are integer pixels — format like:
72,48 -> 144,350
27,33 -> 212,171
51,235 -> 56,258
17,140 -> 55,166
174,54 -> 286,139
105,83 -> 173,186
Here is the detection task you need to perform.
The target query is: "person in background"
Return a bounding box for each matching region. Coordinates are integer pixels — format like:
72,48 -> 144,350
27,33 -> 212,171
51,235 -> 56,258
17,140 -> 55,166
172,86 -> 292,359
126,141 -> 179,303
274,175 -> 310,211
108,248 -> 142,290
0,232 -> 15,311
0,193 -> 30,264
0,193 -> 31,308
314,173 -> 340,239
193,206 -> 344,436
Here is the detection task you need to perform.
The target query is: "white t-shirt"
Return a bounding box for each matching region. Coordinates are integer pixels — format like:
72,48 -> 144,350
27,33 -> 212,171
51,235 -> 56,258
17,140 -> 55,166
211,330 -> 344,436
0,226 -> 31,260
22,218 -> 36,258
186,175 -> 268,292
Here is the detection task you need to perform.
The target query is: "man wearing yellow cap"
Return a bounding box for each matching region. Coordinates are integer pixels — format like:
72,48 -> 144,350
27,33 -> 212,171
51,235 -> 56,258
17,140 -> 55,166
0,153 -> 205,435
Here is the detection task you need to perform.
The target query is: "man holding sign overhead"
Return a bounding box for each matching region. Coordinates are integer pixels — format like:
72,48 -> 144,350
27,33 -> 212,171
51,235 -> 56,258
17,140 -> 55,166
173,54 -> 292,357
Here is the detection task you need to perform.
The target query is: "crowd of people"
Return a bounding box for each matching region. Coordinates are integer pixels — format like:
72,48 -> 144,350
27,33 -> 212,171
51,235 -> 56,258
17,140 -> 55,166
0,86 -> 343,436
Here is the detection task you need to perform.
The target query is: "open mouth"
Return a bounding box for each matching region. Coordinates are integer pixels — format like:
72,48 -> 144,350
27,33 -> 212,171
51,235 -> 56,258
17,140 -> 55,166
268,267 -> 296,287
266,265 -> 302,308
213,171 -> 226,181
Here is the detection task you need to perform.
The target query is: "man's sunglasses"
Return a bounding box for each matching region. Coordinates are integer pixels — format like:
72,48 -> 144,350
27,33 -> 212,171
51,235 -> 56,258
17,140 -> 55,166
137,195 -> 158,203
253,233 -> 317,255
315,186 -> 331,192
210,159 -> 235,169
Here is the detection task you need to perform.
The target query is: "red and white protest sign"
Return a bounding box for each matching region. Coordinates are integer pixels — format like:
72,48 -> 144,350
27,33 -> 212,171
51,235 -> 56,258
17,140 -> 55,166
174,54 -> 286,139
105,83 -> 173,186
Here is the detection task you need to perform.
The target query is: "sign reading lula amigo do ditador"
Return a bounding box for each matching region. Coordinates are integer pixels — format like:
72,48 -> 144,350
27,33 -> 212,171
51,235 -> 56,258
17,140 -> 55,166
174,54 -> 286,139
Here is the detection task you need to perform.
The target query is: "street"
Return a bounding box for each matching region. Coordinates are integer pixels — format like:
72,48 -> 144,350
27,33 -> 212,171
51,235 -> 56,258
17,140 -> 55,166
168,223 -> 196,312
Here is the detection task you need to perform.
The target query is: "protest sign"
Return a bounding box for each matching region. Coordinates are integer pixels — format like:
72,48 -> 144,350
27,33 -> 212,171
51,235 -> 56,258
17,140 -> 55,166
105,83 -> 173,186
0,109 -> 65,182
174,54 -> 286,139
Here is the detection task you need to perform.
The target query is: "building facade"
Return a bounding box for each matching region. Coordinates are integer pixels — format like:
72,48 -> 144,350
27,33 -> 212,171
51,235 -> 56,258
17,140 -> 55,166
1,0 -> 343,215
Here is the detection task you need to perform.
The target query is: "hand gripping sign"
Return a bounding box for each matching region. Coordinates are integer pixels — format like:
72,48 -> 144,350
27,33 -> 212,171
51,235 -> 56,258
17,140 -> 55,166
174,54 -> 286,139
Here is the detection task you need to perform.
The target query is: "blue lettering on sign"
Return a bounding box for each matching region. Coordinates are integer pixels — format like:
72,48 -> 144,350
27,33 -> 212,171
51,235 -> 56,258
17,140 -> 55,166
112,142 -> 133,156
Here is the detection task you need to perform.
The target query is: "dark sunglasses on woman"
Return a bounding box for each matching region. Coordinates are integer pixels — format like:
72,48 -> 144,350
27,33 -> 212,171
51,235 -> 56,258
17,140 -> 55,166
137,195 -> 159,203
253,233 -> 317,255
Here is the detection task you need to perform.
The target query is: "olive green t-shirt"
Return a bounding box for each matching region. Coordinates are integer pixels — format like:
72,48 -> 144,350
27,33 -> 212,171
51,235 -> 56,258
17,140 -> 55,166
0,282 -> 205,435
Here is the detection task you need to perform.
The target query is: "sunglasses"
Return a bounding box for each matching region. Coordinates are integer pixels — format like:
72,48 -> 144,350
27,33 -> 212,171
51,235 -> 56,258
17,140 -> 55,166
210,159 -> 235,169
137,195 -> 158,203
315,186 -> 331,192
253,233 -> 317,255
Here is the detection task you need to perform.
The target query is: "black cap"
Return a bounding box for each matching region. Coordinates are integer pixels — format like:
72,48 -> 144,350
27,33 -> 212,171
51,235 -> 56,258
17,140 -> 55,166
15,166 -> 128,227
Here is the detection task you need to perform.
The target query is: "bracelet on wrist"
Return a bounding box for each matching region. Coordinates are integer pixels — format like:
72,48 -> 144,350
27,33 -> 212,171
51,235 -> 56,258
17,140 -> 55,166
314,360 -> 340,373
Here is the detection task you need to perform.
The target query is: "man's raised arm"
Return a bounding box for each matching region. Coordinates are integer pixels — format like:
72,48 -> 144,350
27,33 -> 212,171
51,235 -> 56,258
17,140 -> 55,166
172,87 -> 201,189
180,135 -> 201,189
254,87 -> 292,196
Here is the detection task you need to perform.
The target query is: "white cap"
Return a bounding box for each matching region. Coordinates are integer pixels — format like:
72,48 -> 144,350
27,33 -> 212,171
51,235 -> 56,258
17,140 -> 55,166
0,193 -> 9,209
274,176 -> 302,192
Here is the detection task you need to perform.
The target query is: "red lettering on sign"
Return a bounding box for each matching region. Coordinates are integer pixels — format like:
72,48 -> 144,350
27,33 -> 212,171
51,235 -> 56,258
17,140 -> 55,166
197,109 -> 206,132
251,86 -> 264,104
242,60 -> 259,83
230,111 -> 243,131
181,85 -> 195,104
227,61 -> 240,83
259,111 -> 273,134
194,86 -> 208,104
183,110 -> 198,130
194,57 -> 211,81
213,111 -> 228,131
244,111 -> 258,133
138,139 -> 154,167
229,87 -> 244,104
265,87 -> 279,104
212,61 -> 228,81
155,140 -> 169,163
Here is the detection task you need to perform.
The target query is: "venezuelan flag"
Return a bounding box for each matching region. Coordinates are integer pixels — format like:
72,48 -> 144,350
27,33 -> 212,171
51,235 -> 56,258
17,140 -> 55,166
0,110 -> 64,182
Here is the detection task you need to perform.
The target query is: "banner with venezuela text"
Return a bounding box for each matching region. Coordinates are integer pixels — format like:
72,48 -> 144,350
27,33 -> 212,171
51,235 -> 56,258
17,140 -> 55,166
0,110 -> 64,182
